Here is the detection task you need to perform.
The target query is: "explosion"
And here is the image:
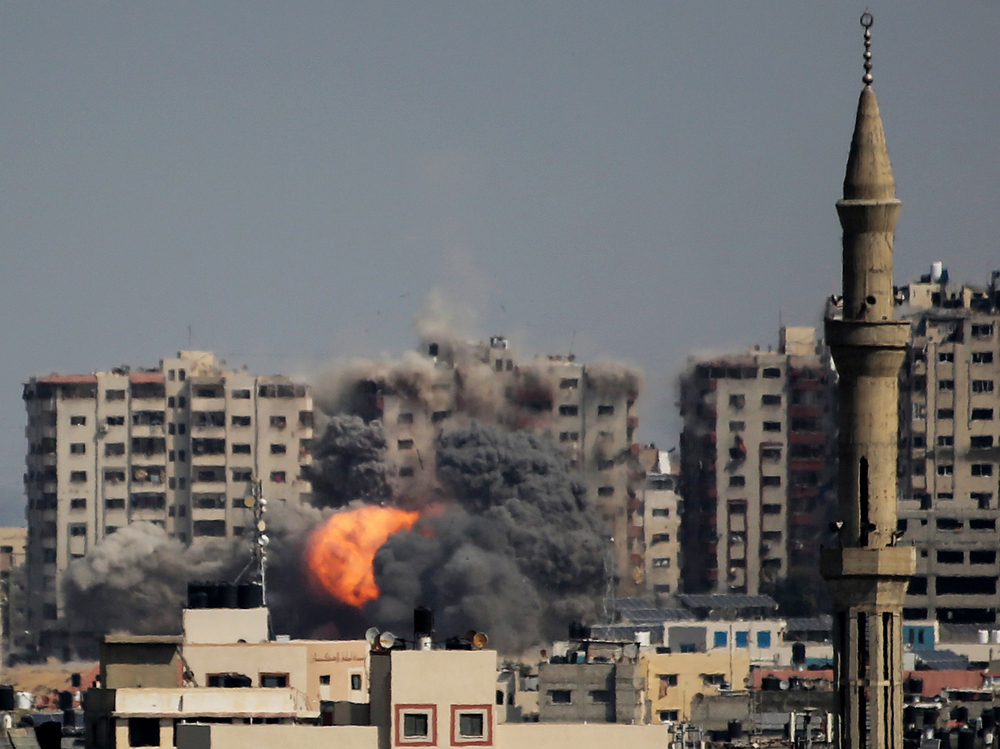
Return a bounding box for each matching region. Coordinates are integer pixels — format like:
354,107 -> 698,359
306,505 -> 420,607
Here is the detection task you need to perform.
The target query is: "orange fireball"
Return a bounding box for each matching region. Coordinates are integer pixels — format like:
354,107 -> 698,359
306,505 -> 420,607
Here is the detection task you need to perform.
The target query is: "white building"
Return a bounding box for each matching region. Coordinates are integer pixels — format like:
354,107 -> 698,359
22,351 -> 313,655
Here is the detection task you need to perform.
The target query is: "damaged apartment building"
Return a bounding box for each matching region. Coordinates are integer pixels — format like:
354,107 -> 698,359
891,266 -> 1000,624
22,351 -> 314,656
351,337 -> 647,596
678,327 -> 837,596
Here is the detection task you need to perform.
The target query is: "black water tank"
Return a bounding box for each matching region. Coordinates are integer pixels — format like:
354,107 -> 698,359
71,673 -> 81,688
445,636 -> 472,651
238,583 -> 263,609
956,707 -> 970,724
221,583 -> 240,609
34,722 -> 61,749
414,607 -> 434,636
983,712 -> 996,730
568,622 -> 584,640
957,729 -> 975,749
0,685 -> 13,711
906,676 -> 924,694
761,675 -> 781,691
728,720 -> 744,740
792,642 -> 806,665
187,582 -> 208,609
58,691 -> 73,710
904,706 -> 919,727
924,709 -> 939,728
788,676 -> 804,691
203,582 -> 223,608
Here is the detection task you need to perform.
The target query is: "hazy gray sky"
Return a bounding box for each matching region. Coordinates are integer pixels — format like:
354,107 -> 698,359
4,3 -> 999,525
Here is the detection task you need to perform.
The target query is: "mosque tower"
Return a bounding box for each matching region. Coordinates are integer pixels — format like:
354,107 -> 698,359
820,14 -> 916,749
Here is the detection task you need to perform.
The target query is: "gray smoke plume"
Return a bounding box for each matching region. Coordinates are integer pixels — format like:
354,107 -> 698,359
307,414 -> 391,508
63,522 -> 246,636
366,422 -> 607,652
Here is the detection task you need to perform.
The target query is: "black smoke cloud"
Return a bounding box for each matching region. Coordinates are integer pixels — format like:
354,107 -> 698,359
306,415 -> 391,509
367,422 -> 607,652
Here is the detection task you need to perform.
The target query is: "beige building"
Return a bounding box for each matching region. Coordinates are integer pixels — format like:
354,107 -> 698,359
0,527 -> 27,661
678,327 -> 837,595
642,649 -> 751,723
893,267 -> 1000,624
22,351 -> 313,655
642,453 -> 681,601
355,337 -> 646,596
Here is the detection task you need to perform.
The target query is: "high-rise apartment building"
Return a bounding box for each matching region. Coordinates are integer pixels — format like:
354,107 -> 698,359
22,351 -> 313,654
352,337 -> 646,596
893,267 -> 1000,624
642,451 -> 681,602
678,327 -> 837,596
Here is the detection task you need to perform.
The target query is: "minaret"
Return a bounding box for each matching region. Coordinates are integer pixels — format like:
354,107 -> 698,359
821,13 -> 915,749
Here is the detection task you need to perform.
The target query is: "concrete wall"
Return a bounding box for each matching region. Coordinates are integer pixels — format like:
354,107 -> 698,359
497,723 -> 669,749
177,724 -> 376,749
183,608 -> 269,644
642,649 -> 751,722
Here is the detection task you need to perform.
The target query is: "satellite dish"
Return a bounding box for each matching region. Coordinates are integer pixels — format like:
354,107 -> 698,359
378,631 -> 397,650
472,632 -> 489,649
779,679 -> 790,691
365,627 -> 380,646
244,496 -> 255,507
257,520 -> 267,532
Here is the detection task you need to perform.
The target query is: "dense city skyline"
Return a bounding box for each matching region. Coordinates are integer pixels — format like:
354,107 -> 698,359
4,4 -> 1000,525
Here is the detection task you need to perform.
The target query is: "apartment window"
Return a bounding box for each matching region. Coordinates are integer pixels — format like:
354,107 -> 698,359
271,471 -> 286,483
70,470 -> 87,483
69,415 -> 86,426
652,558 -> 671,568
399,467 -> 414,477
454,707 -> 489,742
178,396 -> 186,407
729,421 -> 745,432
231,388 -> 251,399
597,405 -> 615,416
106,415 -> 125,426
763,421 -> 781,432
971,436 -> 994,449
651,508 -> 670,517
762,475 -> 782,487
597,486 -> 614,497
938,408 -> 954,420
937,435 -> 954,447
729,476 -> 746,487
936,518 -> 963,531
971,550 -> 997,565
761,447 -> 781,460
192,520 -> 226,537
729,394 -> 745,409
105,498 -> 125,510
973,351 -> 994,364
167,396 -> 175,407
937,550 -> 964,564
757,630 -> 772,648
270,415 -> 287,429
937,493 -> 953,500
558,405 -> 579,417
270,443 -> 287,455
972,324 -> 995,337
972,464 -> 993,477
912,435 -> 926,448
69,498 -> 86,510
735,631 -> 749,648
939,380 -> 955,391
762,504 -> 782,514
973,380 -> 995,393
69,524 -> 86,537
351,673 -> 362,690
939,352 -> 955,363
559,431 -> 580,442
403,712 -> 429,738
128,718 -> 160,748
971,518 -> 996,531
761,394 -> 782,406
972,409 -> 994,421
232,443 -> 251,455
548,690 -> 572,705
397,413 -> 414,425
659,710 -> 680,722
651,533 -> 670,544
431,410 -> 451,423
762,367 -> 781,378
232,469 -> 252,482
105,389 -> 126,401
69,443 -> 86,455
319,674 -> 330,686
398,439 -> 414,450
937,465 -> 954,476
260,673 -> 288,688
560,378 -> 579,389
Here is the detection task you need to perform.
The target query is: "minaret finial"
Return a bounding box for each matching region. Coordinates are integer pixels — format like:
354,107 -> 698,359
861,12 -> 874,86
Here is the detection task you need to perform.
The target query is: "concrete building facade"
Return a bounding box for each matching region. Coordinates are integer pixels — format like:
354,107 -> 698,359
354,338 -> 646,596
22,351 -> 313,654
678,327 -> 837,595
642,453 -> 682,602
893,268 -> 1000,625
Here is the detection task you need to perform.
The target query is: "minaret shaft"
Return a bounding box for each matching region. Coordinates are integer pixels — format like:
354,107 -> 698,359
821,25 -> 915,749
